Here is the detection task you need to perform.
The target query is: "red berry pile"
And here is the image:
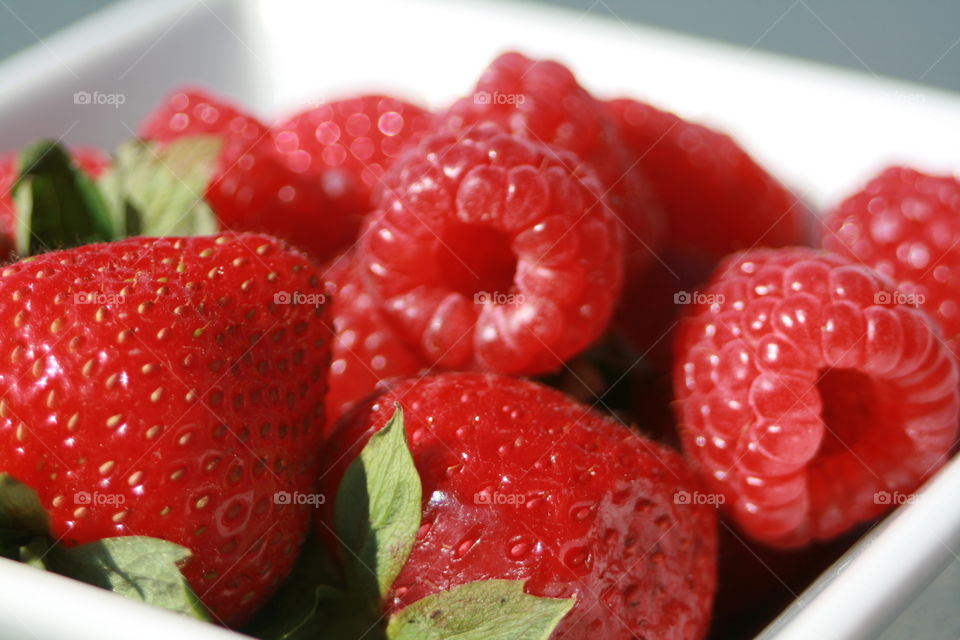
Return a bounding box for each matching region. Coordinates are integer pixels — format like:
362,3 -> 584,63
0,49 -> 955,640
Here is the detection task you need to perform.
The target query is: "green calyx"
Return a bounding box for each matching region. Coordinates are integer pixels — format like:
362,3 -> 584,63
244,405 -> 575,640
11,136 -> 221,257
0,473 -> 207,620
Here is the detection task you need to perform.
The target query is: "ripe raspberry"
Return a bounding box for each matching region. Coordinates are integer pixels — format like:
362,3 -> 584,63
323,373 -> 717,639
674,247 -> 959,547
273,95 -> 433,241
607,99 -> 809,257
141,88 -> 347,261
359,123 -> 624,375
443,52 -> 662,274
822,167 -> 960,357
607,99 -> 811,363
324,252 -> 428,426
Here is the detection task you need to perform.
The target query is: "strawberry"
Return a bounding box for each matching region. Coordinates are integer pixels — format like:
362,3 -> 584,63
318,373 -> 717,639
140,88 -> 347,262
0,233 -> 332,626
273,94 -> 434,245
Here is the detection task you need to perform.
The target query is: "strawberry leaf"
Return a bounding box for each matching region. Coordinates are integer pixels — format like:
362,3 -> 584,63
0,473 -> 51,558
334,404 -> 421,604
13,141 -> 115,255
0,474 -> 208,620
99,136 -> 220,238
386,580 -> 574,640
28,536 -> 209,621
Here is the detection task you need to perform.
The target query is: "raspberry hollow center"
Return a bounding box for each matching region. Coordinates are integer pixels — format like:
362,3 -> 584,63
437,224 -> 517,298
815,368 -> 897,457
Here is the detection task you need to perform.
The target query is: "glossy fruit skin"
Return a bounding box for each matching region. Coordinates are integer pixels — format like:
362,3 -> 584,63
606,99 -> 812,365
822,167 -> 960,358
323,252 -> 428,427
141,89 -> 346,262
359,122 -> 624,376
606,99 -> 809,259
0,233 -> 331,626
323,373 -> 717,640
274,94 -> 434,243
442,52 -> 663,275
674,247 -> 958,547
0,148 -> 110,260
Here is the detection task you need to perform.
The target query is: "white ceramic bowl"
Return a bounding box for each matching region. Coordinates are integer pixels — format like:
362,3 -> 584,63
0,1 -> 957,638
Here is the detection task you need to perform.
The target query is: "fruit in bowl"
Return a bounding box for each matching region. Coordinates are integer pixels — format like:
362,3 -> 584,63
0,47 -> 954,640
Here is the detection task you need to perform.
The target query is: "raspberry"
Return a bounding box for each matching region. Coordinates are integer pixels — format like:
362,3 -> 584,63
359,123 -> 624,375
674,247 -> 959,547
607,99 -> 811,364
822,167 -> 960,357
607,99 -> 809,257
141,88 -> 347,261
322,373 -> 717,639
443,52 -> 662,274
273,94 -> 434,243
324,252 -> 428,425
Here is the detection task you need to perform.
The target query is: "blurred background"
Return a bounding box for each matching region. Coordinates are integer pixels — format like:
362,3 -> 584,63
1,0 -> 958,92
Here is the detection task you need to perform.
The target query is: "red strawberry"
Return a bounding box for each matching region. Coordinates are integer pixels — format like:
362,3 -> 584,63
822,167 -> 960,358
322,373 -> 717,640
323,252 -> 428,426
0,147 -> 110,259
273,94 -> 433,242
606,99 -> 812,364
0,233 -> 331,625
359,122 -> 624,375
674,246 -> 958,547
442,52 -> 663,275
140,88 -> 346,262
